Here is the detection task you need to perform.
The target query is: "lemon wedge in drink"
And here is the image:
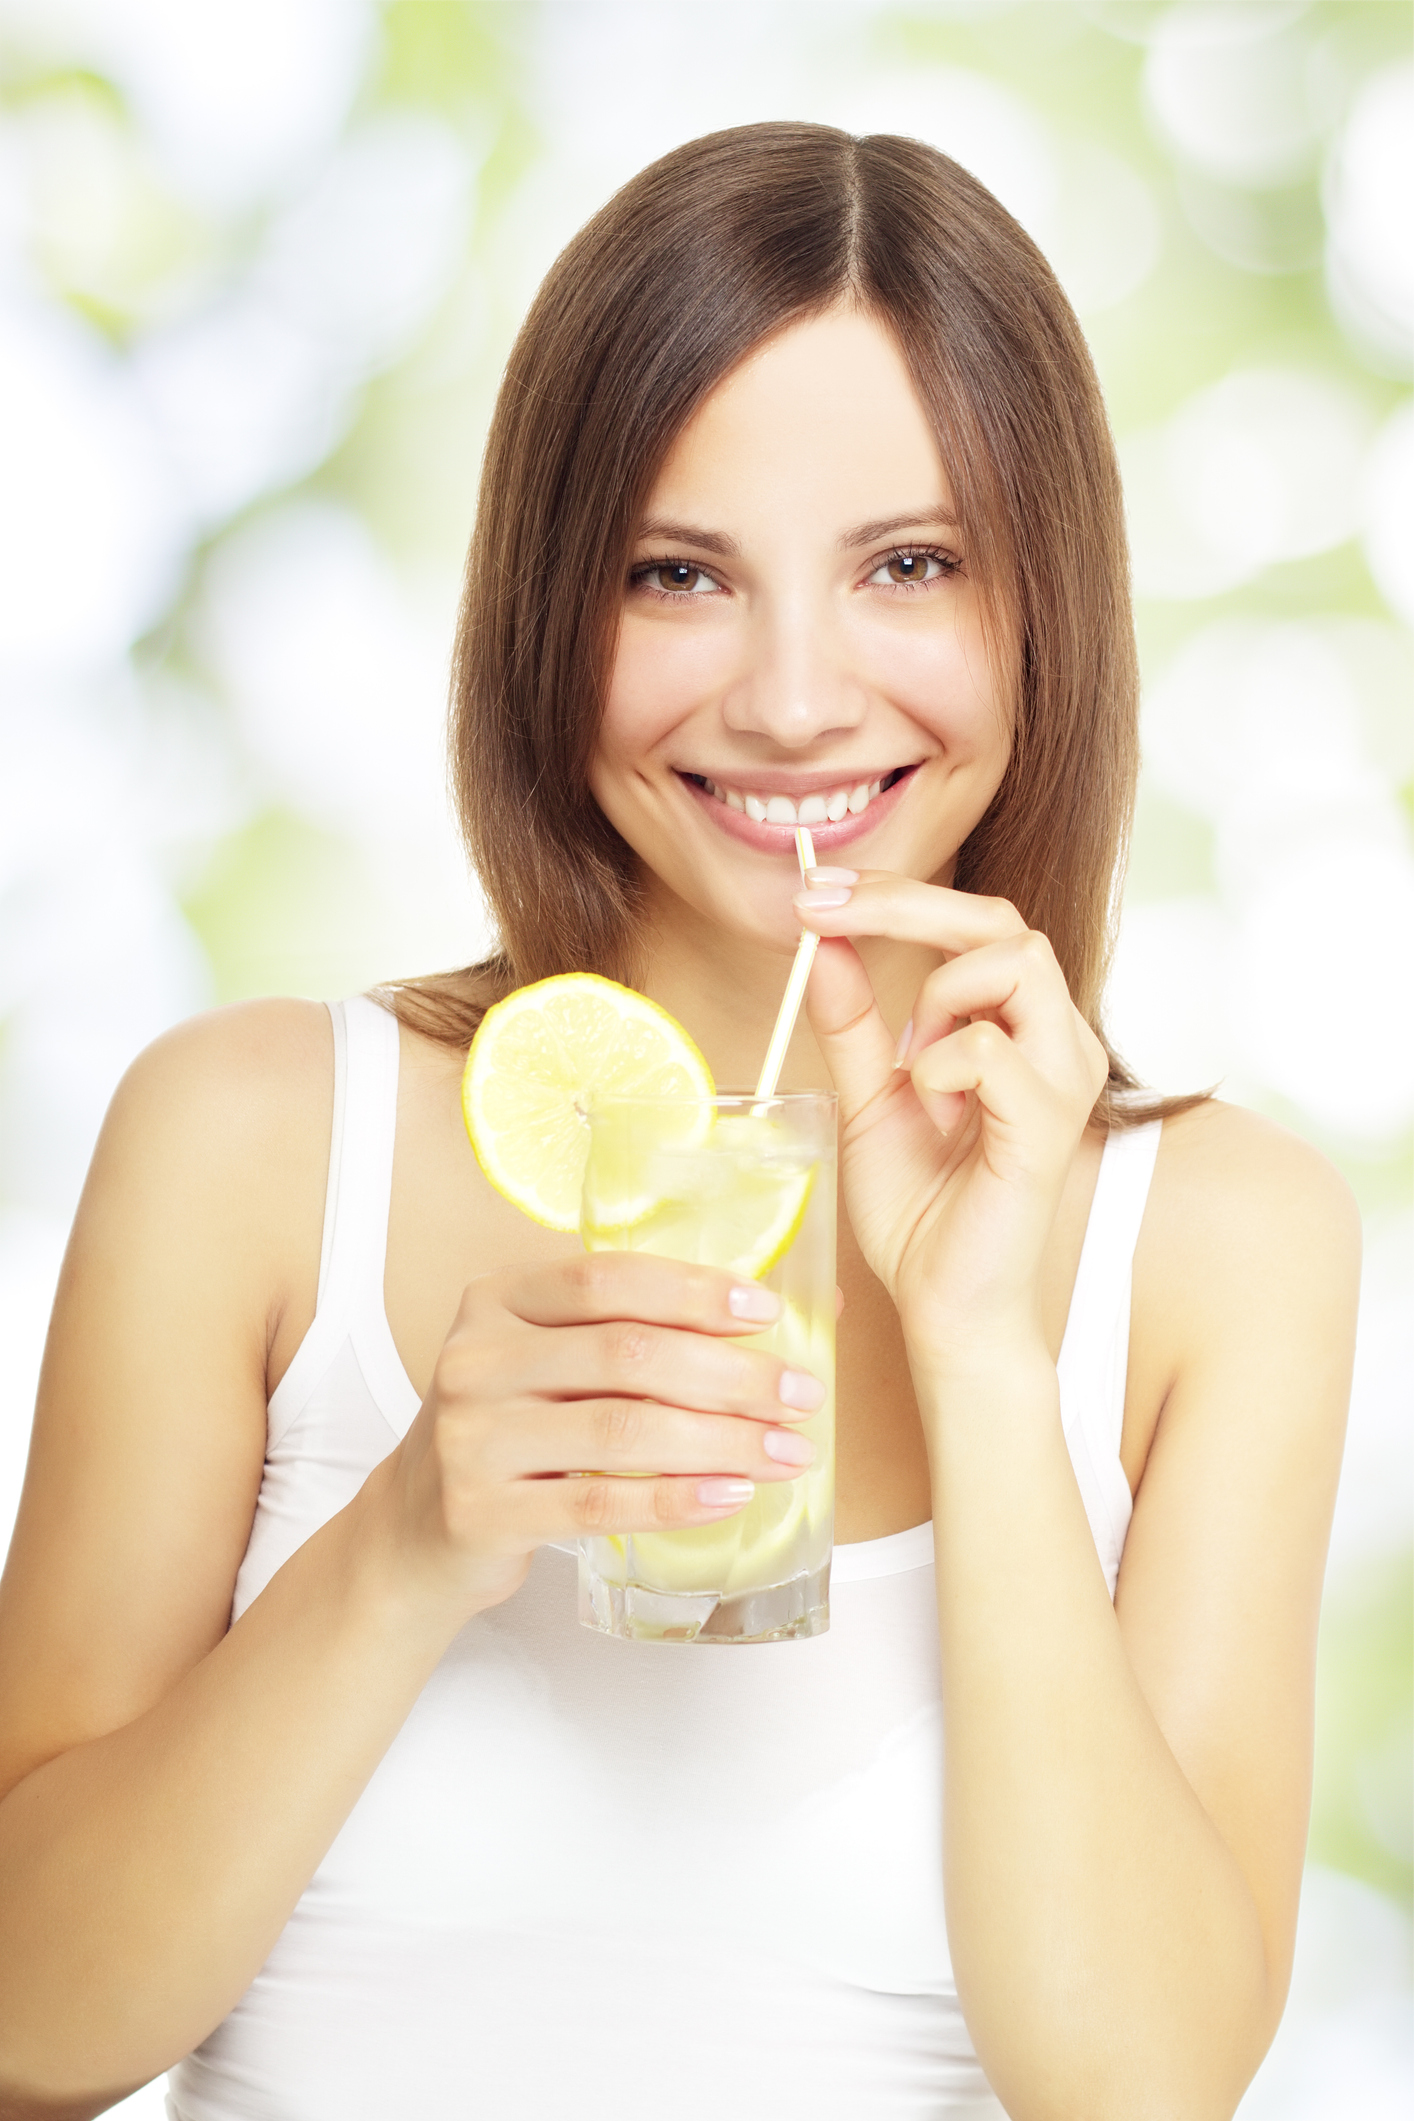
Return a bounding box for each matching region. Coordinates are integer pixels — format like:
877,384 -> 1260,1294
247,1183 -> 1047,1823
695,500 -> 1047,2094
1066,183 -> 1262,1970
461,973 -> 714,1231
632,1473 -> 808,1596
582,1110 -> 816,1281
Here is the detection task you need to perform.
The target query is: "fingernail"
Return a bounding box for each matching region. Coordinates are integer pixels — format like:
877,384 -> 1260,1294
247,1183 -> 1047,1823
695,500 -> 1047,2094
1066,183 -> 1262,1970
762,1428 -> 815,1466
778,1368 -> 825,1411
697,1478 -> 754,1508
806,866 -> 858,885
728,1283 -> 780,1322
893,1018 -> 913,1070
796,887 -> 852,909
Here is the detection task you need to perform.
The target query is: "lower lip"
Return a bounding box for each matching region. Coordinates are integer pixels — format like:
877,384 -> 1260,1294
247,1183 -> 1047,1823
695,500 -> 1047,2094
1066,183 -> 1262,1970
677,771 -> 917,854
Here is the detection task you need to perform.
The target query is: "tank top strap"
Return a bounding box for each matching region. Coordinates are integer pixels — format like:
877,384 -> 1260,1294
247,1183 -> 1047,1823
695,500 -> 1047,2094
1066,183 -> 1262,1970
316,994 -> 402,1322
266,994 -> 413,1451
1058,1119 -> 1161,1416
1055,1119 -> 1162,1584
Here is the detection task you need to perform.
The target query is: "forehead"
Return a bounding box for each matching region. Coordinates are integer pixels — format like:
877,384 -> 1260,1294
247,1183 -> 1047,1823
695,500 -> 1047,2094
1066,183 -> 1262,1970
644,307 -> 953,527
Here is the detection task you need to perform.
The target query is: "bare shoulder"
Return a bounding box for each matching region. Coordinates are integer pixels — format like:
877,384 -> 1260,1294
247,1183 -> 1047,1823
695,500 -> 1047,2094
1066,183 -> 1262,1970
101,995 -> 333,1170
1152,1096 -> 1358,1228
1143,1098 -> 1360,1315
0,1001 -> 338,1795
78,994 -> 335,1285
1127,1099 -> 1360,1475
91,995 -> 338,1391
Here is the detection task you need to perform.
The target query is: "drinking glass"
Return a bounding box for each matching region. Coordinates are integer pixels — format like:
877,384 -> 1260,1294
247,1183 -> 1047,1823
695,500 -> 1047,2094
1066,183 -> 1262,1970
577,1090 -> 836,1644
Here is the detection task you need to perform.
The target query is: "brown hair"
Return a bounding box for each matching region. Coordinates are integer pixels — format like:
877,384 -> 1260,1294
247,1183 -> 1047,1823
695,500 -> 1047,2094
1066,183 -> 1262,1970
384,121 -> 1202,1125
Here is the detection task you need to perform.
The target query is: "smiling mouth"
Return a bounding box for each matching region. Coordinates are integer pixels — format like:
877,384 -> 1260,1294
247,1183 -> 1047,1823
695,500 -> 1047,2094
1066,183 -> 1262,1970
679,765 -> 918,827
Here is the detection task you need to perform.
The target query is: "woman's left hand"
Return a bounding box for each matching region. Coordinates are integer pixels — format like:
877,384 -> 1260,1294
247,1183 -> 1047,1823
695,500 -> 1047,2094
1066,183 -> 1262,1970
798,873 -> 1109,1369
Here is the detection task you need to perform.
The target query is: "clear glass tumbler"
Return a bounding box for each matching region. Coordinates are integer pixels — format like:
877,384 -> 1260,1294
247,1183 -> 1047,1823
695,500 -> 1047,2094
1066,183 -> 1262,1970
577,1090 -> 836,1644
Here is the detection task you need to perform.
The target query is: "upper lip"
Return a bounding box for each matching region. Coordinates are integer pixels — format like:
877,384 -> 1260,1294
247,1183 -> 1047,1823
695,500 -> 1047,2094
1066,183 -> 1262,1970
677,764 -> 921,796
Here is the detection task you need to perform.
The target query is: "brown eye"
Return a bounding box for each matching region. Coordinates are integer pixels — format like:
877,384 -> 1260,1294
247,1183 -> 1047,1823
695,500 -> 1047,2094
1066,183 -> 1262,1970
657,562 -> 703,592
868,549 -> 954,588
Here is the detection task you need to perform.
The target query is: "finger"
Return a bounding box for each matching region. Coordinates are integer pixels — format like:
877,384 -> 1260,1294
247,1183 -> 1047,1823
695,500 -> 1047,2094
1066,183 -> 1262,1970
526,1318 -> 827,1424
505,1471 -> 762,1544
908,1018 -> 1059,1141
803,934 -> 902,1126
796,873 -> 1027,954
903,933 -> 1078,1066
486,1398 -> 815,1483
493,1252 -> 784,1336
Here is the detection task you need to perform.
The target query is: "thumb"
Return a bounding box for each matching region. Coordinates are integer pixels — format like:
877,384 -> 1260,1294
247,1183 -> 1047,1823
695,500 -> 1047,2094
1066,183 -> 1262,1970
805,937 -> 899,1125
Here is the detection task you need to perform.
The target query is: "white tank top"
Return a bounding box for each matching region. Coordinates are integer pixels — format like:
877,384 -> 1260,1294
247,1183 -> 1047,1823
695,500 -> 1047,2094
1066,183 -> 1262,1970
168,996 -> 1161,2121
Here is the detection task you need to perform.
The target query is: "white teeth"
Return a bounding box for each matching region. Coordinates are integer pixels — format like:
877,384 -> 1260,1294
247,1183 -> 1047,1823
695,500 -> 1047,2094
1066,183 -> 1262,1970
697,773 -> 903,822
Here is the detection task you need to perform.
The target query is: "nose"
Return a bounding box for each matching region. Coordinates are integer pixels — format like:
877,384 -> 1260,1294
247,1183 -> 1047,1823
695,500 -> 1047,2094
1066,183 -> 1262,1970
721,581 -> 866,748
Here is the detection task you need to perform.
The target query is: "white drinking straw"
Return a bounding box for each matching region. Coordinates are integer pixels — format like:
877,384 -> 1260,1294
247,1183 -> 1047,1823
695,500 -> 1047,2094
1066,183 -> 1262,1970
754,826 -> 818,1102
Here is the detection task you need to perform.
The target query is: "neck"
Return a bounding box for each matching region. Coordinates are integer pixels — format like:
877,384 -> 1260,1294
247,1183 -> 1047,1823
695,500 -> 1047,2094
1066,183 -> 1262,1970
637,882 -> 936,1094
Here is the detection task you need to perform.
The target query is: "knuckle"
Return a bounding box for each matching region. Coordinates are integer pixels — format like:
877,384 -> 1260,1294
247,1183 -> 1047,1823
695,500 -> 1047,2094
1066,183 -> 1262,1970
432,1397 -> 489,1472
431,1342 -> 471,1405
574,1478 -> 616,1531
595,1398 -> 642,1457
566,1253 -> 613,1307
453,1272 -> 485,1317
968,1018 -> 1005,1058
458,1273 -> 508,1337
1020,928 -> 1055,969
607,1321 -> 655,1373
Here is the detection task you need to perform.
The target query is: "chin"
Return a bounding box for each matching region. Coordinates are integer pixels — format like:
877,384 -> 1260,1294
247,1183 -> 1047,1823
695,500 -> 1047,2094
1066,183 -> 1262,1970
691,889 -> 803,959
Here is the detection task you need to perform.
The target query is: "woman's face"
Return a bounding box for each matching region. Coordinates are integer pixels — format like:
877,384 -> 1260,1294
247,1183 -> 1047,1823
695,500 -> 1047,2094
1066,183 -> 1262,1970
591,306 -> 1015,953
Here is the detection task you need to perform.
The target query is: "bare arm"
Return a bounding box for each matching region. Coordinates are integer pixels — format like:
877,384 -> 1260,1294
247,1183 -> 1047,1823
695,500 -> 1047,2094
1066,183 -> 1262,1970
801,875 -> 1357,2121
923,1110 -> 1355,2121
0,1004 -> 823,2111
0,1001 -> 448,2106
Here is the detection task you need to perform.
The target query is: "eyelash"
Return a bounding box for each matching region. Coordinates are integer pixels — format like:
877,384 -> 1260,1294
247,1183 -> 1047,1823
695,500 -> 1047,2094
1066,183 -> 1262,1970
870,545 -> 961,590
627,557 -> 723,600
628,545 -> 962,601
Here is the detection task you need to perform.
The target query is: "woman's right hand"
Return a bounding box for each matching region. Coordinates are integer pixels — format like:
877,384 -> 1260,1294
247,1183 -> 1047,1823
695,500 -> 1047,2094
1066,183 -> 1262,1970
371,1254 -> 824,1617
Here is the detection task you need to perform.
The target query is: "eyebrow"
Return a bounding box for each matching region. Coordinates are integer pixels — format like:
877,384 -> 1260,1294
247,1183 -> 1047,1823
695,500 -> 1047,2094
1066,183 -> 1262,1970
838,510 -> 961,548
634,510 -> 960,557
636,518 -> 741,557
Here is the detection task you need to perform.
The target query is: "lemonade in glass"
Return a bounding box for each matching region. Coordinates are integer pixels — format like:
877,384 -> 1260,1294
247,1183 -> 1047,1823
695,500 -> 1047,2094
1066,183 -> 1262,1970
578,1091 -> 836,1644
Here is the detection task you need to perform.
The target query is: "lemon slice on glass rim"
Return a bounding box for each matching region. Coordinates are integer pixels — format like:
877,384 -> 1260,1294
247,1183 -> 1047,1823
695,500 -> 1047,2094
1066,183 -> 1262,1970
464,972 -> 818,1282
461,973 -> 715,1232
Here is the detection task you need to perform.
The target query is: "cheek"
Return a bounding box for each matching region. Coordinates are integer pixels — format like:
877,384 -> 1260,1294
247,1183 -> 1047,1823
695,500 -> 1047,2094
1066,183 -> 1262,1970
862,606 -> 1007,759
602,615 -> 731,757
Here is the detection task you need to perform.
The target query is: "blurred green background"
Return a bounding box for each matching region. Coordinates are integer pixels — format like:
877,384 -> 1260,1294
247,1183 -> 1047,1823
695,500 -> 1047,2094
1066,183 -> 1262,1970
0,3 -> 1409,2112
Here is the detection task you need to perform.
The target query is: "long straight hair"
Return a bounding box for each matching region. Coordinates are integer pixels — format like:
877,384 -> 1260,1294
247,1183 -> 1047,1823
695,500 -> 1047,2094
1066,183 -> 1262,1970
385,122 -> 1197,1125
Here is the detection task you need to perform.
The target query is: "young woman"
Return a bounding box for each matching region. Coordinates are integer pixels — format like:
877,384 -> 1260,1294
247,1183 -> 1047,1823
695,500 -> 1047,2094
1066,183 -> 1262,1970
0,124 -> 1356,2121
